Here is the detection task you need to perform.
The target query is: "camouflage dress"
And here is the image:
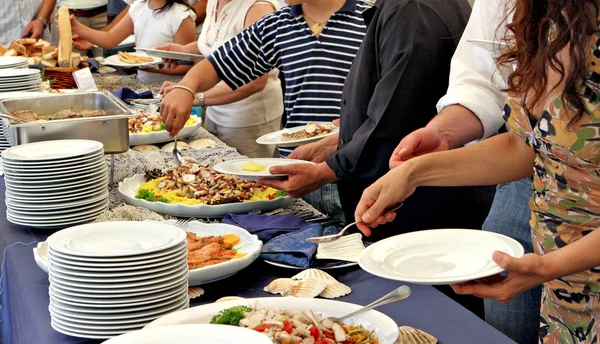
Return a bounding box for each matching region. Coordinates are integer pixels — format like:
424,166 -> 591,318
503,29 -> 600,343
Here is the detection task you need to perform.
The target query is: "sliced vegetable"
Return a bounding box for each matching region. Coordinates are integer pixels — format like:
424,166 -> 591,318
210,305 -> 252,325
135,189 -> 170,203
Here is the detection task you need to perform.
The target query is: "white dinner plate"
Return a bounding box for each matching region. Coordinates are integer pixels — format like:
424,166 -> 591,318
213,158 -> 314,180
4,166 -> 107,184
157,219 -> 262,286
145,297 -> 399,344
129,116 -> 202,146
6,190 -> 108,210
0,56 -> 28,66
4,174 -> 108,193
6,211 -> 103,229
118,174 -> 294,218
50,279 -> 189,300
0,68 -> 40,78
256,122 -> 339,147
3,160 -> 107,179
7,207 -> 106,224
7,200 -> 108,220
105,324 -> 272,344
48,221 -> 186,258
6,187 -> 107,203
51,316 -> 147,332
358,228 -> 525,285
49,240 -> 186,264
103,52 -> 162,68
50,292 -> 188,314
1,151 -> 105,167
1,139 -> 103,161
49,304 -> 186,326
135,47 -> 203,61
50,283 -> 187,306
466,39 -> 509,57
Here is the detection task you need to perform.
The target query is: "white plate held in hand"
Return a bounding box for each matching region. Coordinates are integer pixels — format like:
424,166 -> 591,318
256,122 -> 339,147
213,158 -> 314,180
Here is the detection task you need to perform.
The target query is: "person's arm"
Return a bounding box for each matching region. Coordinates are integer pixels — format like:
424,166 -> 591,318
200,3 -> 276,105
102,5 -> 130,31
144,16 -> 196,75
70,12 -> 133,49
161,11 -> 279,135
22,0 -> 57,39
193,0 -> 208,26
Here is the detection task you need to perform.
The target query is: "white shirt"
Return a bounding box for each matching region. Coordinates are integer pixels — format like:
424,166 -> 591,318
129,0 -> 196,84
198,0 -> 283,128
0,0 -> 55,47
436,0 -> 514,139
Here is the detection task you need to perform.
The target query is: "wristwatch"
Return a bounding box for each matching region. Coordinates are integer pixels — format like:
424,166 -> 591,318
195,92 -> 205,107
37,16 -> 48,29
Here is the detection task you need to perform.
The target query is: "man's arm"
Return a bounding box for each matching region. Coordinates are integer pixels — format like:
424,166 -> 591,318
22,0 -> 57,39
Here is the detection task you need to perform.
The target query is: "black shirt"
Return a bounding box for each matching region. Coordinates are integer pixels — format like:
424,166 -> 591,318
325,0 -> 496,239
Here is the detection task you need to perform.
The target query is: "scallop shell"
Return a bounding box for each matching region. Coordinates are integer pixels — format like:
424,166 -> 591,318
215,296 -> 245,303
188,287 -> 205,299
292,269 -> 351,299
397,326 -> 438,344
264,278 -> 327,298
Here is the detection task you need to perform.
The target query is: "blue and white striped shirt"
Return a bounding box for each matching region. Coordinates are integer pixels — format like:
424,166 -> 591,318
207,0 -> 371,156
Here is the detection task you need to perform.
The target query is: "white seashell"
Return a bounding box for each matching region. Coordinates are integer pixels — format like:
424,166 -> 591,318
319,282 -> 351,299
215,296 -> 245,303
397,326 -> 438,344
188,287 -> 205,299
292,269 -> 336,283
264,278 -> 295,294
284,279 -> 327,298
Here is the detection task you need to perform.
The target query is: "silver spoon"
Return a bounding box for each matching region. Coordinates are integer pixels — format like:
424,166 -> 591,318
172,137 -> 184,166
306,203 -> 403,243
333,285 -> 411,323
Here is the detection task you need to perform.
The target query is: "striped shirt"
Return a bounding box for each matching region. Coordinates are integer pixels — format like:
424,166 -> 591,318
207,0 -> 371,156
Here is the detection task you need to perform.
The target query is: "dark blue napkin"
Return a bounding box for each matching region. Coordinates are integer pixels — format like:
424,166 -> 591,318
111,87 -> 153,100
222,214 -> 307,242
260,224 -> 339,268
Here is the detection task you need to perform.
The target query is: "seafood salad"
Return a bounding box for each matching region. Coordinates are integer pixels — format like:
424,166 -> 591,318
211,305 -> 378,344
128,109 -> 196,134
136,164 -> 286,205
186,232 -> 245,269
282,122 -> 335,141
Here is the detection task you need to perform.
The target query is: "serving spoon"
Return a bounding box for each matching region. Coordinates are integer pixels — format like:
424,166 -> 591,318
333,285 -> 411,323
306,203 -> 403,244
172,137 -> 184,166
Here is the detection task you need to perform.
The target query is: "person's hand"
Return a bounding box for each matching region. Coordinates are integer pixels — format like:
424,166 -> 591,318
160,86 -> 195,137
156,43 -> 187,70
159,81 -> 200,105
389,127 -> 451,169
332,118 -> 340,126
354,166 -> 416,236
68,14 -> 81,31
258,162 -> 338,198
451,252 -> 548,304
288,136 -> 337,163
22,19 -> 45,39
72,35 -> 93,50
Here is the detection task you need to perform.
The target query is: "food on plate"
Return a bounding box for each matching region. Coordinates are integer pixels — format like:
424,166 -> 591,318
264,269 -> 351,299
118,51 -> 155,64
186,231 -> 245,269
161,141 -> 190,152
132,144 -> 160,152
0,37 -> 85,68
57,6 -> 72,68
135,163 -> 287,205
10,109 -> 106,122
189,138 -> 217,150
282,122 -> 335,141
210,305 -> 379,344
128,109 -> 197,134
242,161 -> 267,173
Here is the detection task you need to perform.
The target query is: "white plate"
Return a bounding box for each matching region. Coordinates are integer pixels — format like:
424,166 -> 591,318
145,297 -> 399,344
0,68 -> 40,78
466,39 -> 509,57
358,228 -> 525,285
7,211 -> 103,229
50,309 -> 158,327
4,166 -> 106,184
1,150 -> 104,167
3,158 -> 106,177
7,208 -> 106,225
50,283 -> 187,306
129,116 -> 202,146
5,174 -> 108,192
103,52 -> 162,68
47,221 -> 186,258
213,158 -> 315,180
256,122 -> 339,147
6,190 -> 108,209
49,242 -> 186,265
135,48 -> 203,61
50,292 -> 188,314
263,259 -> 358,270
158,219 -> 262,286
7,200 -> 108,220
50,278 -> 189,300
105,324 -> 272,344
6,186 -> 107,203
51,316 -> 147,332
34,241 -> 49,273
0,56 -> 28,66
119,174 -> 294,218
60,0 -> 108,10
1,140 -> 103,161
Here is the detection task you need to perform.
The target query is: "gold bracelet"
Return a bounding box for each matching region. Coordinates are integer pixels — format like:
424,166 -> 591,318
172,85 -> 195,99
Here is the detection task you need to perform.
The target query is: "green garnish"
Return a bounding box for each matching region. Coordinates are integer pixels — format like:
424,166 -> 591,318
157,122 -> 165,131
210,306 -> 252,325
135,189 -> 170,203
275,190 -> 287,198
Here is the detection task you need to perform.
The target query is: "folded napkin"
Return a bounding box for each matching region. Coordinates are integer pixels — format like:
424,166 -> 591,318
111,87 -> 153,100
222,214 -> 307,242
260,224 -> 339,268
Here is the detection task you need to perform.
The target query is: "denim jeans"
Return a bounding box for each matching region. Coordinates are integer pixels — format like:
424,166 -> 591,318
302,183 -> 346,223
482,178 -> 541,344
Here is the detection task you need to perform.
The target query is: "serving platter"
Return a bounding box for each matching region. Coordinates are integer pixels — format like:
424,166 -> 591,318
118,174 -> 294,218
129,115 -> 202,145
256,122 -> 339,147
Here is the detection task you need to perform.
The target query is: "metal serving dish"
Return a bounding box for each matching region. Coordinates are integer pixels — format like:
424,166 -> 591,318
0,91 -> 134,153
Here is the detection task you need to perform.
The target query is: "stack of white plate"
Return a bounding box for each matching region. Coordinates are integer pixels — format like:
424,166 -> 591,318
47,221 -> 189,339
0,68 -> 43,92
1,140 -> 109,228
0,56 -> 29,69
0,121 -> 10,151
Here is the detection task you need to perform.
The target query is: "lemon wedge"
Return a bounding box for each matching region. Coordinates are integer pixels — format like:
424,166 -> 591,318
242,161 -> 266,172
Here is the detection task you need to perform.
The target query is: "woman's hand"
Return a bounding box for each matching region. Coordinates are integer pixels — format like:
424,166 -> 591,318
72,35 -> 93,50
354,166 -> 417,236
68,14 -> 81,32
159,81 -> 200,105
451,252 -> 549,304
160,86 -> 195,137
156,43 -> 188,70
389,127 -> 451,169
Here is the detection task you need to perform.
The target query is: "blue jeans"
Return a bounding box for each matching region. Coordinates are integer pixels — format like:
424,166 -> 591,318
302,183 -> 346,223
482,178 -> 541,344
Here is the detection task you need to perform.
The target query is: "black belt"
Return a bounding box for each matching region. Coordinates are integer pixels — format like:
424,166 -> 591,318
70,6 -> 107,18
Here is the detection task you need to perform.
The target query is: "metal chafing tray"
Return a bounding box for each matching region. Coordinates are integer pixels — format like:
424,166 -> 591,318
0,91 -> 134,153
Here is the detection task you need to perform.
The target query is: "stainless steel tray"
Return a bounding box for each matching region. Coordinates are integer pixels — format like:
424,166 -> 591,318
0,91 -> 135,153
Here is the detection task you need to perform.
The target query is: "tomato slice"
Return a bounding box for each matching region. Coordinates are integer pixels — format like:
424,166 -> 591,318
253,324 -> 271,332
283,320 -> 293,333
309,326 -> 320,340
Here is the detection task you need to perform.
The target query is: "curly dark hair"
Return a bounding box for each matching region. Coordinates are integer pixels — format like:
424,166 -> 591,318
497,0 -> 599,126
